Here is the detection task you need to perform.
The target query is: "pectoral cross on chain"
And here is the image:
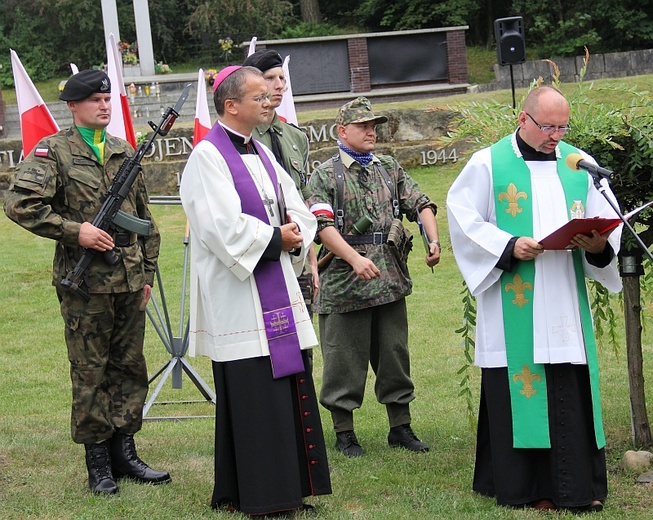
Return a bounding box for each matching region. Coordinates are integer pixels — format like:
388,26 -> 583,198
262,194 -> 275,217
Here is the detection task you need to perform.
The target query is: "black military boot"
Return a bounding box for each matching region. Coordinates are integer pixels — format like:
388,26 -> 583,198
110,434 -> 171,485
85,441 -> 119,494
387,424 -> 429,452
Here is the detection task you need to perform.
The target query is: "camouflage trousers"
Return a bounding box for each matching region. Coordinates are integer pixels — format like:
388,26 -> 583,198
318,298 -> 414,432
56,288 -> 149,444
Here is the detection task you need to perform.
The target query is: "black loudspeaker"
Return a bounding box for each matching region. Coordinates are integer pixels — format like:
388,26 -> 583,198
494,16 -> 526,66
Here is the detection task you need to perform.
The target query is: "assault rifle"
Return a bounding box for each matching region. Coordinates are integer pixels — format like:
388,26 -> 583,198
61,84 -> 192,302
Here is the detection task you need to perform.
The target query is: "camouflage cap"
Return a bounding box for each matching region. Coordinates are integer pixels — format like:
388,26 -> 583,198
335,96 -> 388,126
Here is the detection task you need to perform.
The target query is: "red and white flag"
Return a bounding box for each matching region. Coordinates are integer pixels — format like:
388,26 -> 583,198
246,37 -> 298,126
105,33 -> 137,148
247,36 -> 258,57
193,68 -> 211,146
277,55 -> 299,126
10,49 -> 60,156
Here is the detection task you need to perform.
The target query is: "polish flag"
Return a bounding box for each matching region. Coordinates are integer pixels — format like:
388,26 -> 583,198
10,49 -> 60,156
105,33 -> 137,149
193,68 -> 211,146
277,55 -> 299,126
246,37 -> 298,126
247,36 -> 258,56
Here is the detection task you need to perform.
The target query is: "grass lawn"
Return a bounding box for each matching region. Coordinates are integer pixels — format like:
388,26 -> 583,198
2,156 -> 653,518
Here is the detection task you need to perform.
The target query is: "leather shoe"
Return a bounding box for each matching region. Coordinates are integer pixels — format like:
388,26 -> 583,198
85,441 -> 118,495
387,424 -> 429,452
110,434 -> 171,485
530,499 -> 556,511
335,430 -> 365,457
588,500 -> 604,512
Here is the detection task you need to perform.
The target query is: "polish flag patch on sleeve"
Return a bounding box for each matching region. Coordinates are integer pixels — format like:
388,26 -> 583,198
310,203 -> 334,220
34,147 -> 49,157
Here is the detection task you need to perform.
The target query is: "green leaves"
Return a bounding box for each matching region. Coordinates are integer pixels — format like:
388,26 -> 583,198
456,281 -> 477,430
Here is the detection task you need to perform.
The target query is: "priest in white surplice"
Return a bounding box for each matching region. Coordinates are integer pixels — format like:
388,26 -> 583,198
447,87 -> 622,513
180,65 -> 331,516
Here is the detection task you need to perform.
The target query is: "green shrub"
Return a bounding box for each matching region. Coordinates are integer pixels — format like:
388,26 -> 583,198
279,22 -> 346,39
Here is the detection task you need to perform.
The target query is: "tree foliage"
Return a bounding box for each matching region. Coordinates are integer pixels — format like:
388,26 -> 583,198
186,0 -> 296,43
3,0 -> 653,86
0,0 -> 199,87
353,0 -> 481,32
512,0 -> 653,57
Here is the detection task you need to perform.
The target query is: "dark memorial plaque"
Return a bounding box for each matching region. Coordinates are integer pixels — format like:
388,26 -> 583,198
270,41 -> 350,95
368,33 -> 448,86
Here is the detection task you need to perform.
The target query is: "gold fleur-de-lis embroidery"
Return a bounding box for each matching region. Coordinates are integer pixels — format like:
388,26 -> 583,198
504,274 -> 533,308
512,365 -> 542,398
498,183 -> 528,217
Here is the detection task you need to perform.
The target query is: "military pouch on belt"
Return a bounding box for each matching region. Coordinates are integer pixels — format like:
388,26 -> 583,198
387,218 -> 413,271
114,230 -> 136,247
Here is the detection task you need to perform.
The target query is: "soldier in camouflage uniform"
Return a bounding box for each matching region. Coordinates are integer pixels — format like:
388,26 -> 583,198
4,70 -> 170,494
307,97 -> 441,457
242,50 -> 318,334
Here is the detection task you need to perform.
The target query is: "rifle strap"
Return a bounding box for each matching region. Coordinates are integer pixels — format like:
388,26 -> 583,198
375,162 -> 400,219
332,153 -> 345,232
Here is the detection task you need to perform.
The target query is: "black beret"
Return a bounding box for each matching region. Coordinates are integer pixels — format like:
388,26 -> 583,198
60,70 -> 111,101
242,50 -> 283,72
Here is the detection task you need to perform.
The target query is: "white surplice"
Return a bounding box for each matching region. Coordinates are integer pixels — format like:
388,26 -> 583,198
180,132 -> 318,363
447,136 -> 622,368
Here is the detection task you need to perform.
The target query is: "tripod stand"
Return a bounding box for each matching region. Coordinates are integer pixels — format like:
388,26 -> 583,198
143,196 -> 216,420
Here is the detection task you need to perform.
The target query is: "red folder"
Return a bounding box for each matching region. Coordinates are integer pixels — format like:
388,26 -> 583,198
539,200 -> 653,250
539,218 -> 621,250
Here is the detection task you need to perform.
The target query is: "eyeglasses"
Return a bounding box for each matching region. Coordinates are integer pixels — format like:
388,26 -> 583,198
525,113 -> 571,136
230,93 -> 271,104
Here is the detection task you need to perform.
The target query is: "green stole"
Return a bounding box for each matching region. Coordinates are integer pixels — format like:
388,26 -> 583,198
490,134 -> 605,449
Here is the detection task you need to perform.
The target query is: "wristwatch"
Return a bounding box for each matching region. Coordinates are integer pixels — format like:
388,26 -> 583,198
430,239 -> 441,251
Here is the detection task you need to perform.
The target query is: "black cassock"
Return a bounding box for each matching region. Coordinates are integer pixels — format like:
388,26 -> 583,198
473,363 -> 607,508
211,350 -> 332,516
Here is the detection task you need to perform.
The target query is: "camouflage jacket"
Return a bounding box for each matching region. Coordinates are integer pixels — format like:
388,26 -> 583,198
3,126 -> 160,293
307,150 -> 436,314
254,112 -> 311,199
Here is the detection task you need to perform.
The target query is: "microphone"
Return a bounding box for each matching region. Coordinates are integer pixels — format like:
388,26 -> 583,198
565,153 -> 613,179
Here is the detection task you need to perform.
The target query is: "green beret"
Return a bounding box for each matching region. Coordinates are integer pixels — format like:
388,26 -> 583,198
242,50 -> 283,72
335,97 -> 388,126
60,70 -> 111,101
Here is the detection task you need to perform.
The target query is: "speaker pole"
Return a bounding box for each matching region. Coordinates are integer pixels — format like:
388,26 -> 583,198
510,64 -> 516,109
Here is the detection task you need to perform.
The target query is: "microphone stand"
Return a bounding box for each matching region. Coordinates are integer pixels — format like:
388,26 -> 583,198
589,172 -> 653,263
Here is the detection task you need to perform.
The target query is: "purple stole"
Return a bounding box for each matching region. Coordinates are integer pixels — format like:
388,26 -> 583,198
204,123 -> 304,378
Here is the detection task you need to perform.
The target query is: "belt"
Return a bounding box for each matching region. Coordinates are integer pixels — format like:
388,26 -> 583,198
343,232 -> 388,245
